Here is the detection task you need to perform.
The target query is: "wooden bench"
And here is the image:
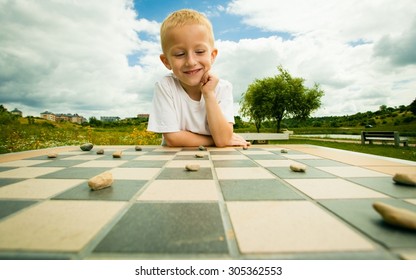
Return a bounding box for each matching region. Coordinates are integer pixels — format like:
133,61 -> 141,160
237,133 -> 289,144
360,131 -> 408,147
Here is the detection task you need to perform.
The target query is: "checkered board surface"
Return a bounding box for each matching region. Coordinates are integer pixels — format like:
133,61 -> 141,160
0,145 -> 415,260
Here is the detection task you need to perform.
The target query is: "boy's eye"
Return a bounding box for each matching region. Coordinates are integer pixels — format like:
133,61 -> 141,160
173,52 -> 185,57
195,50 -> 206,54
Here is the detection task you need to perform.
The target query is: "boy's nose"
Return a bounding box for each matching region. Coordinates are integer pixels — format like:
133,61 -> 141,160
185,53 -> 197,66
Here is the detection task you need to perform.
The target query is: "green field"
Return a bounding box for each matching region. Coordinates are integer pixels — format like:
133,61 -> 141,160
1,117 -> 415,162
2,102 -> 416,163
0,120 -> 162,154
276,138 -> 416,162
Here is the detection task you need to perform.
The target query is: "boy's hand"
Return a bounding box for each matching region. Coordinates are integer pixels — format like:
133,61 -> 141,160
228,133 -> 251,148
200,71 -> 219,96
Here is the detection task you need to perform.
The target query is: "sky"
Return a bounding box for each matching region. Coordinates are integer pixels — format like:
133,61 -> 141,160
1,0 -> 415,120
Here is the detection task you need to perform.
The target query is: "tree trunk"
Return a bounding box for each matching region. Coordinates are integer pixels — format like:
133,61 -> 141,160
255,120 -> 261,133
276,117 -> 281,133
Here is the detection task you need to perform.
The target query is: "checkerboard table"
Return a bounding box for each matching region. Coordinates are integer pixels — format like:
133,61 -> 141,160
0,145 -> 415,260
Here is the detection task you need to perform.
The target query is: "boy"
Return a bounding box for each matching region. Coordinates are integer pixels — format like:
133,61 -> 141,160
147,9 -> 249,148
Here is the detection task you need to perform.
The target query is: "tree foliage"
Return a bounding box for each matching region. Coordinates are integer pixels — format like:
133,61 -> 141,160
240,66 -> 324,132
0,105 -> 18,125
410,98 -> 416,115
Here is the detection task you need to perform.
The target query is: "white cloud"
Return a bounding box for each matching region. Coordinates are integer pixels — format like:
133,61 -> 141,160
221,0 -> 416,116
1,0 -> 415,121
0,0 -> 157,119
227,0 -> 416,42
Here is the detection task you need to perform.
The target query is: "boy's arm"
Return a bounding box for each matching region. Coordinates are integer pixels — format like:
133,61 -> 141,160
163,131 -> 215,147
200,72 -> 233,147
164,130 -> 249,148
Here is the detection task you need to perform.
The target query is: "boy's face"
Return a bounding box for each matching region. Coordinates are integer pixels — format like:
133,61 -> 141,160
160,24 -> 218,93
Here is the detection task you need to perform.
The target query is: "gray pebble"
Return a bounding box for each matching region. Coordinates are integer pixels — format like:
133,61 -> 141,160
185,164 -> 200,171
290,163 -> 306,172
80,143 -> 93,151
112,151 -> 123,158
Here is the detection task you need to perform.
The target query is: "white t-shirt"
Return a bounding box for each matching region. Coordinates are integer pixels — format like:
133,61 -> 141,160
147,74 -> 235,136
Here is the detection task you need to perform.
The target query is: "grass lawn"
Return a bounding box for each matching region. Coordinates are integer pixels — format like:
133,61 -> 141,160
271,138 -> 416,162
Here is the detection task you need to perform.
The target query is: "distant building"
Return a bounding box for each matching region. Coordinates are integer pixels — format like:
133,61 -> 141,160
55,113 -> 71,122
100,116 -> 120,122
40,111 -> 85,124
71,114 -> 85,124
11,108 -> 22,117
40,111 -> 56,122
137,114 -> 149,119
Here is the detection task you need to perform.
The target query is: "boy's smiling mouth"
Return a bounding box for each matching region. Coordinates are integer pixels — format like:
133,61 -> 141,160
184,68 -> 202,75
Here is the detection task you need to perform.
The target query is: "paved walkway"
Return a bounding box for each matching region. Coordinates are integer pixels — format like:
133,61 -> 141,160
0,145 -> 415,259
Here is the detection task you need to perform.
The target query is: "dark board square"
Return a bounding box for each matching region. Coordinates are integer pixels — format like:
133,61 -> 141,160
0,178 -> 25,187
267,167 -> 335,179
220,179 -> 304,200
319,198 -> 416,249
174,155 -> 209,160
296,159 -> 349,167
120,160 -> 167,168
209,151 -> 241,155
0,200 -> 38,220
213,160 -> 257,167
157,168 -> 213,180
94,202 -> 228,254
245,154 -> 284,160
38,167 -> 109,179
348,177 -> 416,199
95,155 -> 137,161
33,160 -> 86,167
0,167 -> 17,173
145,151 -> 178,155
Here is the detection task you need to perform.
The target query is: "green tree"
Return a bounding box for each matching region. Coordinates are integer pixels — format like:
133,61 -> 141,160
410,98 -> 416,115
88,116 -> 103,127
240,81 -> 271,132
0,105 -> 18,125
379,105 -> 387,112
240,66 -> 324,132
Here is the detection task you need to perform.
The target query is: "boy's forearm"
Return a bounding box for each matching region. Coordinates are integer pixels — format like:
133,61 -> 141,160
163,131 -> 215,147
204,95 -> 233,147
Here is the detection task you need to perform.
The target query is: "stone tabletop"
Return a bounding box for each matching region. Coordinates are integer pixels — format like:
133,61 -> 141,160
0,144 -> 415,260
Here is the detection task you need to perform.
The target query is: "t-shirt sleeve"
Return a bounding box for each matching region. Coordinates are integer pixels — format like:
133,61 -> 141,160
147,80 -> 181,133
218,80 -> 235,124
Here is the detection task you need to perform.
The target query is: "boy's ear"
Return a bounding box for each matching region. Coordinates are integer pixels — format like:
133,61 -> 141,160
160,54 -> 172,70
211,48 -> 218,63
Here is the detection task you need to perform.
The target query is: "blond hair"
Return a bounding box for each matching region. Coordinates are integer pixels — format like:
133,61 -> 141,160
160,9 -> 215,54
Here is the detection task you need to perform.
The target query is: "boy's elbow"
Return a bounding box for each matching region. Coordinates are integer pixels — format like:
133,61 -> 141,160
215,142 -> 227,148
163,133 -> 177,147
214,134 -> 232,148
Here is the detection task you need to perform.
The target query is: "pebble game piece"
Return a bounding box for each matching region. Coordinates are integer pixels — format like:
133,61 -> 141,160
96,149 -> 104,155
47,153 -> 58,158
185,164 -> 200,171
281,149 -> 288,153
88,172 -> 114,191
195,153 -> 204,158
135,145 -> 142,151
392,173 -> 416,186
290,163 -> 306,172
198,145 -> 206,151
373,201 -> 416,230
112,150 -> 123,158
80,143 -> 93,151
